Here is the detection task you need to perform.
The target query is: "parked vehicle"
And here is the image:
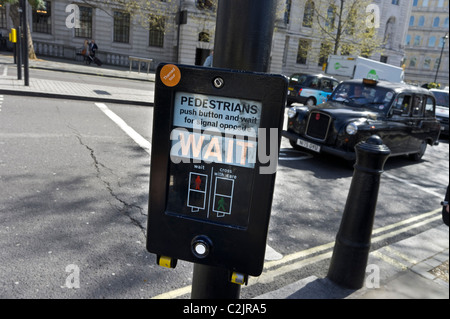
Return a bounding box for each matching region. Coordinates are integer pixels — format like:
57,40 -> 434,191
430,89 -> 449,137
326,55 -> 404,83
283,79 -> 441,163
287,73 -> 339,106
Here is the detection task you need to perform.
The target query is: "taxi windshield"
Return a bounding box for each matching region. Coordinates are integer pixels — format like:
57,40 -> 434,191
330,83 -> 395,112
432,91 -> 449,108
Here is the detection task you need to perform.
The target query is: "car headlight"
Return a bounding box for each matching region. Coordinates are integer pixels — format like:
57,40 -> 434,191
346,122 -> 358,135
288,107 -> 297,118
288,105 -> 308,118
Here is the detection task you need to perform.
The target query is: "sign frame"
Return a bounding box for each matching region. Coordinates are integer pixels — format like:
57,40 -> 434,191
146,63 -> 287,276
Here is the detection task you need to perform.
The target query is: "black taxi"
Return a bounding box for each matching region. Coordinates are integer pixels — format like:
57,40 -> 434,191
282,79 -> 441,162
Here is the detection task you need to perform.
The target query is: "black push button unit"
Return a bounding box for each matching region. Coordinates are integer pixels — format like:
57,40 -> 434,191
146,64 -> 287,276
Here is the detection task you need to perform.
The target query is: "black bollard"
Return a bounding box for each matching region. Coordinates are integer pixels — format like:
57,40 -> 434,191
327,135 -> 390,289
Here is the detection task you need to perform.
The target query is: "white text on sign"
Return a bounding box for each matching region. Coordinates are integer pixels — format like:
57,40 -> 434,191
173,92 -> 261,137
170,127 -> 279,174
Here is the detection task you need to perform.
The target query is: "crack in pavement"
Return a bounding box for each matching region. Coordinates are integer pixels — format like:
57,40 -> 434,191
72,131 -> 147,235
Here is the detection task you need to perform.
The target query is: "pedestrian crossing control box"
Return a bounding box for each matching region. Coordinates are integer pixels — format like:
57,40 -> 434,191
146,64 -> 287,276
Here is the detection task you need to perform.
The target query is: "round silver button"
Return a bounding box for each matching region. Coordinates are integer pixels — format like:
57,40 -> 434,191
191,236 -> 212,258
194,242 -> 207,256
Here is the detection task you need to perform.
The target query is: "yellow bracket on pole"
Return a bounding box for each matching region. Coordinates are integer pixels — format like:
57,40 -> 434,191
9,28 -> 17,43
230,272 -> 247,285
157,256 -> 177,269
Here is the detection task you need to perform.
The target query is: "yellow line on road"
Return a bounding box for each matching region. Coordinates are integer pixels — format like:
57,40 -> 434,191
151,209 -> 441,299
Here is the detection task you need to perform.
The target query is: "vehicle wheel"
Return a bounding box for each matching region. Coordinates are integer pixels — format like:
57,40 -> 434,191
289,139 -> 302,151
409,140 -> 427,161
305,97 -> 316,107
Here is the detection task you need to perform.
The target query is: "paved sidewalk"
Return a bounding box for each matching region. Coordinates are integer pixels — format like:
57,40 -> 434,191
0,53 -> 154,106
255,224 -> 449,299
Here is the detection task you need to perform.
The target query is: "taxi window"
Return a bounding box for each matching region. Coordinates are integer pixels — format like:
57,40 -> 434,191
309,77 -> 319,89
412,95 -> 425,117
320,78 -> 335,92
392,94 -> 411,116
289,74 -> 308,85
425,96 -> 435,117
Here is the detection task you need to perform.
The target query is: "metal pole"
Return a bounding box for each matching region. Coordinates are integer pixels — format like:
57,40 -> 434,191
17,26 -> 22,81
190,0 -> 277,299
213,0 -> 277,72
21,0 -> 29,86
327,136 -> 390,289
434,33 -> 448,84
191,264 -> 241,299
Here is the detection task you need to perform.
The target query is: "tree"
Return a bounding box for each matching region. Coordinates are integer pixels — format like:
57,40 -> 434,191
296,0 -> 385,64
1,0 -> 45,59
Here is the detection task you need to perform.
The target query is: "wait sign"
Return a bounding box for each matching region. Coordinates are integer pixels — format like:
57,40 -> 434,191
147,64 -> 287,276
171,92 -> 261,168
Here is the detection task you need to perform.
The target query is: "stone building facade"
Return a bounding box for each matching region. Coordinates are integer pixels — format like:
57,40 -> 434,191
403,0 -> 449,87
0,0 -> 415,78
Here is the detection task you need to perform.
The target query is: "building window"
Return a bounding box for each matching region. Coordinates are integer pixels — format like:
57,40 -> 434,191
198,31 -> 210,42
422,0 -> 429,7
424,57 -> 431,69
413,0 -> 418,6
418,16 -> 425,27
318,42 -> 331,66
433,17 -> 440,27
114,11 -> 130,43
325,5 -> 336,29
284,0 -> 292,24
428,36 -> 436,47
32,1 -> 51,34
0,5 -> 7,29
414,35 -> 421,46
434,58 -> 440,70
302,1 -> 314,28
409,16 -> 415,26
196,0 -> 215,11
409,57 -> 417,68
406,34 -> 411,45
75,6 -> 92,39
391,0 -> 399,5
297,39 -> 310,64
149,16 -> 165,47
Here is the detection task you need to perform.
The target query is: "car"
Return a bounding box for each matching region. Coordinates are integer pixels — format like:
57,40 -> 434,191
287,73 -> 340,106
283,78 -> 441,163
430,89 -> 449,137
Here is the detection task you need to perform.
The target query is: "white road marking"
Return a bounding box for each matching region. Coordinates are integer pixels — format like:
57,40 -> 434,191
95,103 -> 151,155
1,65 -> 7,76
383,172 -> 443,198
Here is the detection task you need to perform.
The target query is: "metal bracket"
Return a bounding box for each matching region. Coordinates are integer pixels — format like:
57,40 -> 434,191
157,256 -> 177,269
230,272 -> 248,285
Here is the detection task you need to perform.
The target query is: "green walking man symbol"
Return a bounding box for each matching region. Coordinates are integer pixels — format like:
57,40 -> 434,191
217,197 -> 227,212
